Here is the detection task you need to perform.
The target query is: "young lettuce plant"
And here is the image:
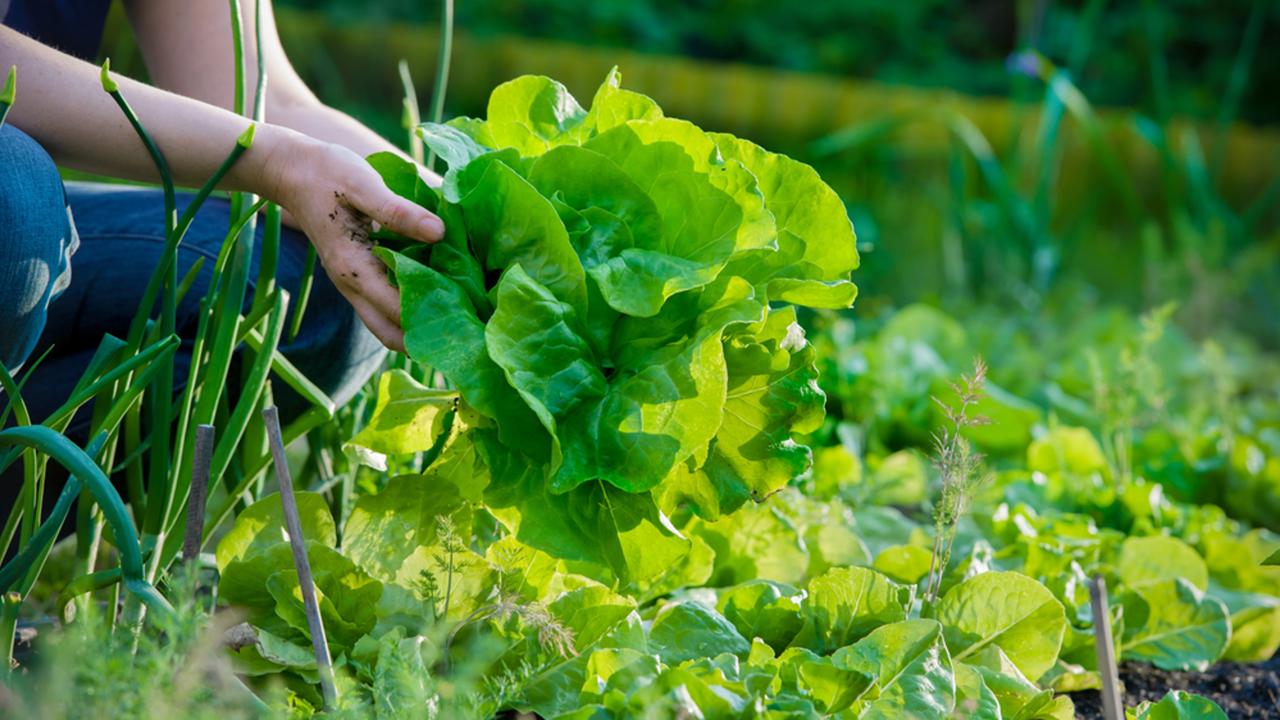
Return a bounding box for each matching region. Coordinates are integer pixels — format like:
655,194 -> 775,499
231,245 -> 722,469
363,69 -> 860,585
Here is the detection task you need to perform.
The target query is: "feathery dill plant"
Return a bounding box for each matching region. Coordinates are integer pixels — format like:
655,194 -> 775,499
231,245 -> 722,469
924,358 -> 993,604
432,514 -> 468,622
443,546 -> 576,665
1088,303 -> 1174,482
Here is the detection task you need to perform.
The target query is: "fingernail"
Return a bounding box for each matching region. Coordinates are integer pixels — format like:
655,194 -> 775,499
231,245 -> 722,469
422,217 -> 445,240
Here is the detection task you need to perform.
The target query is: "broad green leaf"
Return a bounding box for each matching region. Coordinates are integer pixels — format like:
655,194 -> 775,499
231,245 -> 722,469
952,663 -> 1002,719
483,75 -> 587,154
444,115 -> 496,147
1041,659 -> 1102,693
809,444 -> 863,500
341,472 -> 472,588
963,645 -> 1074,720
483,438 -> 690,584
712,132 -> 860,281
851,506 -> 926,557
442,146 -> 530,205
687,308 -> 826,512
610,273 -> 765,376
633,534 -> 716,602
792,566 -> 912,653
265,545 -> 383,652
1265,548 -> 1280,566
547,584 -> 638,651
420,200 -> 491,314
228,627 -> 319,683
589,247 -> 722,318
625,663 -> 750,717
418,121 -> 490,172
524,613 -> 648,717
805,522 -> 873,578
370,631 -> 435,716
219,543 -> 306,636
486,264 -> 607,441
553,329 -> 728,494
1026,426 -> 1107,476
1117,536 -> 1209,590
458,159 -> 588,310
648,601 -> 751,664
1130,690 -> 1228,720
833,619 -> 955,720
214,492 -> 336,573
865,450 -> 931,506
878,304 -> 970,364
580,67 -> 663,136
716,580 -> 805,652
778,648 -> 873,714
693,501 -> 809,586
874,544 -> 935,585
1206,569 -> 1280,663
584,119 -> 774,258
935,571 -> 1066,682
527,145 -> 662,246
424,410 -> 491,502
388,251 -> 548,460
346,369 -> 457,467
766,278 -> 859,309
580,647 -> 662,705
1201,529 -> 1280,595
367,151 -> 436,211
1223,602 -> 1280,663
1120,578 -> 1230,671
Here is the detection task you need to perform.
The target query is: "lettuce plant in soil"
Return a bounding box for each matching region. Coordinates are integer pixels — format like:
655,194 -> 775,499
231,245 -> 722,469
364,68 -> 859,585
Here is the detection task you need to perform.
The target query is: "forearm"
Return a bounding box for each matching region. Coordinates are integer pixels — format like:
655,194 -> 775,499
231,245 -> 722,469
0,25 -> 299,198
269,97 -> 442,186
269,98 -> 396,160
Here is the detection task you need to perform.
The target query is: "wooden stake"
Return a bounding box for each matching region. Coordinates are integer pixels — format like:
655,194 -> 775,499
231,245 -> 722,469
182,424 -> 216,563
1090,575 -> 1124,720
262,405 -> 337,708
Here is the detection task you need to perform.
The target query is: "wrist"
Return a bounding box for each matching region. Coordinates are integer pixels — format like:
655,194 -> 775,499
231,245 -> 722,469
229,122 -> 317,202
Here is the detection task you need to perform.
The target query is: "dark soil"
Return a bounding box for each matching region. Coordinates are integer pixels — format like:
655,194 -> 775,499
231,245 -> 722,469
1070,656 -> 1280,719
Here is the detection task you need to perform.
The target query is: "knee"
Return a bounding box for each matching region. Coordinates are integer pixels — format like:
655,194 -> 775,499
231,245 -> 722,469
0,125 -> 66,228
0,125 -> 75,370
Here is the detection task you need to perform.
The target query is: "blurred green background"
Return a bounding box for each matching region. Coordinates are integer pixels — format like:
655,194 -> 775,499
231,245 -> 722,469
104,0 -> 1280,344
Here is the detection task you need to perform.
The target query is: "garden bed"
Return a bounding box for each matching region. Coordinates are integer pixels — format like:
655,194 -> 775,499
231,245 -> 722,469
1071,656 -> 1280,719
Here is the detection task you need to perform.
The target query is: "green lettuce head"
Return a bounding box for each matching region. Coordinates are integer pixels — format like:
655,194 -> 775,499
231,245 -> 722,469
368,69 -> 859,586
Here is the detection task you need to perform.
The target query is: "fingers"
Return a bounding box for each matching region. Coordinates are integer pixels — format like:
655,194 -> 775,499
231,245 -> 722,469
418,164 -> 444,190
324,245 -> 406,351
347,249 -> 403,327
355,183 -> 445,244
348,293 -> 406,354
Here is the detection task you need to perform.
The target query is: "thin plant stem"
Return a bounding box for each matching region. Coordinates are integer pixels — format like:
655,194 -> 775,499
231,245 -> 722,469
426,0 -> 454,172
399,60 -> 424,164
0,66 -> 15,129
263,405 -> 338,708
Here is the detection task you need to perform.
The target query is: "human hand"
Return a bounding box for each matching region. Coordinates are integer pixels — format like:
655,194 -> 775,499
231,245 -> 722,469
259,130 -> 444,352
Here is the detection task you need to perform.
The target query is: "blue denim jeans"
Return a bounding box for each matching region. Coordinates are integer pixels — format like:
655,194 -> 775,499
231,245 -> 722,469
0,124 -> 385,433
